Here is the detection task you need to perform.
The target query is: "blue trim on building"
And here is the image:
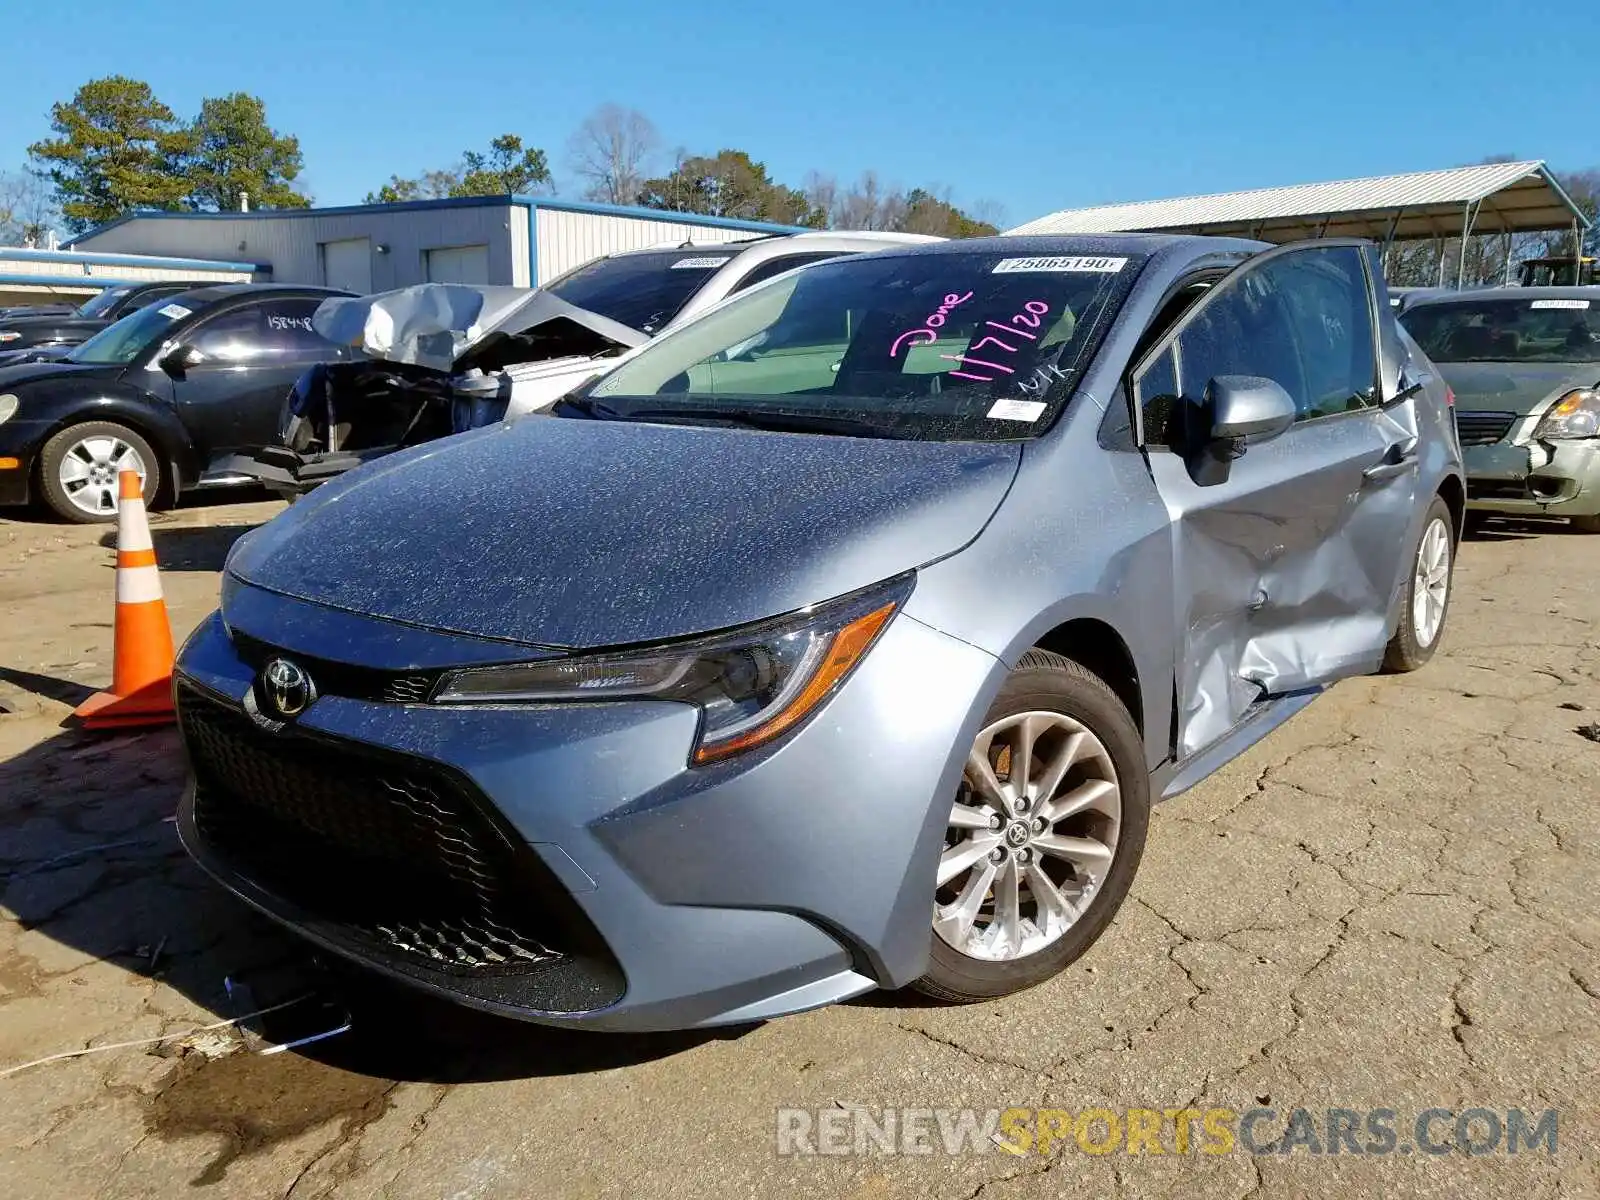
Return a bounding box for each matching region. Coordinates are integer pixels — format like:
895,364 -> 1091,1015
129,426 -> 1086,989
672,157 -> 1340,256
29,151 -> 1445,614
0,273 -> 119,290
3,246 -> 264,272
516,195 -> 806,236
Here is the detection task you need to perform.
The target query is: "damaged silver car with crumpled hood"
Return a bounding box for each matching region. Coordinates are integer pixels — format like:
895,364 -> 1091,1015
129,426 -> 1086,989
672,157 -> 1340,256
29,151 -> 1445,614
174,233 -> 1463,1031
236,283 -> 650,496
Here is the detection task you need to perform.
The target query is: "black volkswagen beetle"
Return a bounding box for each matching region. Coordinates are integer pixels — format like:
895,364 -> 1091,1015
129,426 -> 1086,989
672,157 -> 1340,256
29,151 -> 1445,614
0,283 -> 353,522
0,280 -> 216,362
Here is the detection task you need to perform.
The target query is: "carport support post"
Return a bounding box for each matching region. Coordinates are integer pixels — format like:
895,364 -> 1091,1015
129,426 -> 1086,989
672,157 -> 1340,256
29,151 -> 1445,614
1456,200 -> 1479,290
1380,210 -> 1403,279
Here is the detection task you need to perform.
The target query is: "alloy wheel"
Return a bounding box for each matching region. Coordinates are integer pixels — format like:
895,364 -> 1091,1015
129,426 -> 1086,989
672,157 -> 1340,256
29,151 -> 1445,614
1412,516 -> 1451,648
936,710 -> 1122,962
57,436 -> 146,518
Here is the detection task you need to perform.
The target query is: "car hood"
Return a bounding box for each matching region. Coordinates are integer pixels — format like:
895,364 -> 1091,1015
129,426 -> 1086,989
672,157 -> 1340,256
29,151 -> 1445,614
226,416 -> 1021,649
1437,360 -> 1600,416
312,284 -> 648,374
0,361 -> 123,390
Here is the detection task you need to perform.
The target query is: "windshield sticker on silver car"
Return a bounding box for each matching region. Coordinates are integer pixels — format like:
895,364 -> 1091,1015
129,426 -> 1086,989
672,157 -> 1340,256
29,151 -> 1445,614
670,257 -> 732,269
890,291 -> 975,357
157,303 -> 192,320
1530,298 -> 1591,309
987,398 -> 1047,422
992,256 -> 1128,274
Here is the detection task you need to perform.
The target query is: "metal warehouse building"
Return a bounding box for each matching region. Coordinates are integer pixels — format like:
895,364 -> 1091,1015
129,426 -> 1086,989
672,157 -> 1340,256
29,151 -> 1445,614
70,196 -> 805,294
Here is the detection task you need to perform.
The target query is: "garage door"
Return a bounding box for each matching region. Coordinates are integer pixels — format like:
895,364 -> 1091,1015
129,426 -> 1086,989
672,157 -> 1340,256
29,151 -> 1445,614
426,245 -> 490,285
321,238 -> 373,294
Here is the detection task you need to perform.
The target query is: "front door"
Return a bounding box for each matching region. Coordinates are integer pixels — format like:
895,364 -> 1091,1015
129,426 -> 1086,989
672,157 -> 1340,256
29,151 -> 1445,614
1134,242 -> 1421,757
168,297 -> 345,469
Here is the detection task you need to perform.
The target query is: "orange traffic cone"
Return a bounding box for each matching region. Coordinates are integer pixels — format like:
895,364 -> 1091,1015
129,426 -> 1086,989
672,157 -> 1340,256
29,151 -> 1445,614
73,470 -> 176,729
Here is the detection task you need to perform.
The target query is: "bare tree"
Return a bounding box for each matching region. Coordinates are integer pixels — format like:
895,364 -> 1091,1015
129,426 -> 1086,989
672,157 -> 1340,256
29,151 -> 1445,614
567,105 -> 659,205
0,168 -> 60,246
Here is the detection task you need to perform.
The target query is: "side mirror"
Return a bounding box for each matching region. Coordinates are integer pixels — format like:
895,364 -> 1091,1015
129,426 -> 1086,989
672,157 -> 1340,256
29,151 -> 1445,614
1186,375 -> 1296,486
1208,375 -> 1296,447
158,344 -> 201,376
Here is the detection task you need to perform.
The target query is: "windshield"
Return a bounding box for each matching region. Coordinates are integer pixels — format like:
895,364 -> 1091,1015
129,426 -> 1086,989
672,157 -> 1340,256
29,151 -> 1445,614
76,286 -> 134,318
582,250 -> 1143,441
543,250 -> 737,334
1401,296 -> 1600,363
67,297 -> 195,365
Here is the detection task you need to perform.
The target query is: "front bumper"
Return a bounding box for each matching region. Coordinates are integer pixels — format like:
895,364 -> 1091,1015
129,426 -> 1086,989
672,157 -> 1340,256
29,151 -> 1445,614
1463,438 -> 1600,518
217,445 -> 399,500
173,589 -> 1000,1032
0,417 -> 52,506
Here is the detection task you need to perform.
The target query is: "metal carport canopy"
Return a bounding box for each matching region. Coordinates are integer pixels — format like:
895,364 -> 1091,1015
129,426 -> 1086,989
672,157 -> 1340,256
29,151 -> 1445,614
1008,160 -> 1591,243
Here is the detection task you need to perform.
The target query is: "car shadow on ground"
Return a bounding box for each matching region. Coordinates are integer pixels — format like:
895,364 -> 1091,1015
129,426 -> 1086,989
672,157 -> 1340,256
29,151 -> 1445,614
0,716 -> 745,1088
95,524 -> 260,573
4,487 -> 278,528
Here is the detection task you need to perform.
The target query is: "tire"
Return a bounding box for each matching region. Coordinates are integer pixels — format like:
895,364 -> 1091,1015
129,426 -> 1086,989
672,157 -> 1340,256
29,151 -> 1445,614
1382,496 -> 1454,673
37,421 -> 161,524
911,650 -> 1150,1003
1571,515 -> 1600,534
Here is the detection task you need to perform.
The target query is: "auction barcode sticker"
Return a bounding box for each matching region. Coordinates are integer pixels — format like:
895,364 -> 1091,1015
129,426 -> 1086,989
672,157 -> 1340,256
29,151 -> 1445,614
1530,298 -> 1591,309
986,398 -> 1047,422
671,257 -> 732,269
993,256 -> 1128,274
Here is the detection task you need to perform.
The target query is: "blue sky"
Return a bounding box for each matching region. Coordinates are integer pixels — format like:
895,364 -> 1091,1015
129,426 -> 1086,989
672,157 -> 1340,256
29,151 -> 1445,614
4,0 -> 1597,226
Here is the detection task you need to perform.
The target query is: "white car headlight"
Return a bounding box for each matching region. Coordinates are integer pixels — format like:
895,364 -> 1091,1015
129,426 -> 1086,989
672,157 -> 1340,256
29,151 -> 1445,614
1532,388 -> 1600,440
434,576 -> 911,763
0,394 -> 18,425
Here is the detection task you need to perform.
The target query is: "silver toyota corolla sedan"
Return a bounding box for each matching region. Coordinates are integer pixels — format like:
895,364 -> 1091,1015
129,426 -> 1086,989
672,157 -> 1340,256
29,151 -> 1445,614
174,234 -> 1463,1031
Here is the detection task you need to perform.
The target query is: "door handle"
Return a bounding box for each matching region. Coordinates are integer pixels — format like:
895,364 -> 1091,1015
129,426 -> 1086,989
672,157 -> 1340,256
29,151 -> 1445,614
1362,441 -> 1419,483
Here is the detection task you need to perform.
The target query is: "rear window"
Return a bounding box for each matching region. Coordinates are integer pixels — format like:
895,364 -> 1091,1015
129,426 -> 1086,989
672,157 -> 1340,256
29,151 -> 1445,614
543,250 -> 735,334
1400,296 -> 1600,363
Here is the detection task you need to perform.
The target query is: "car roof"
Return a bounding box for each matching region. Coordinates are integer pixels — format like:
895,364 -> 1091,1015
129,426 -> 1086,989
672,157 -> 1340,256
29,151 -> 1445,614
166,282 -> 351,306
1405,284 -> 1600,308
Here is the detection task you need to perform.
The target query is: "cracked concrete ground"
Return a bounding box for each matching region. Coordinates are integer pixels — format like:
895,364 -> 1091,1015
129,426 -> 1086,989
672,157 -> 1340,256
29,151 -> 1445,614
2,501 -> 1598,1199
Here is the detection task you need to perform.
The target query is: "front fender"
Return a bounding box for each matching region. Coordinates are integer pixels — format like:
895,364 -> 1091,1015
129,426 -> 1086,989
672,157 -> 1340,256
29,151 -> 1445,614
26,383 -> 199,485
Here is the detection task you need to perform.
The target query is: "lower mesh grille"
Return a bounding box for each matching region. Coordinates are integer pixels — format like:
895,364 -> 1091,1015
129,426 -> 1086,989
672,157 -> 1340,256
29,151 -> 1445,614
180,685 -> 565,976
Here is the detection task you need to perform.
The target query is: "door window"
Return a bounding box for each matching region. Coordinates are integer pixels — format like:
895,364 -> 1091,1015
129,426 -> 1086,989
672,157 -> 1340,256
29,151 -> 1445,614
189,299 -> 336,363
1135,245 -> 1378,447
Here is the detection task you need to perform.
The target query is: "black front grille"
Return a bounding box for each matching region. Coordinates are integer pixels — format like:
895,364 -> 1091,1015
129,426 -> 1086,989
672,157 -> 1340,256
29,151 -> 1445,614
181,685 -> 570,978
1454,410 -> 1517,446
230,632 -> 439,705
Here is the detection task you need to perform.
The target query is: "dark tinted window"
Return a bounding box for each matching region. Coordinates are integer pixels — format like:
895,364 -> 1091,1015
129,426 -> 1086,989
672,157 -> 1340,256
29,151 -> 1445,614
1401,296 -> 1600,363
76,286 -> 134,318
190,298 -> 337,362
729,252 -> 844,294
123,285 -> 193,314
1271,246 -> 1377,416
544,250 -> 736,334
1141,246 -> 1375,445
1134,347 -> 1181,448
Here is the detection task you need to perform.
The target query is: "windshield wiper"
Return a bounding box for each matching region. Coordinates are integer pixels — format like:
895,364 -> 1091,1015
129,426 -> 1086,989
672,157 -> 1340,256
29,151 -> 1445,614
615,406 -> 904,439
551,395 -> 627,419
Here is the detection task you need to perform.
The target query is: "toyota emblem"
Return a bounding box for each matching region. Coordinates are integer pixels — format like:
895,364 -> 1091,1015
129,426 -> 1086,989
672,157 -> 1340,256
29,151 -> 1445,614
261,658 -> 315,719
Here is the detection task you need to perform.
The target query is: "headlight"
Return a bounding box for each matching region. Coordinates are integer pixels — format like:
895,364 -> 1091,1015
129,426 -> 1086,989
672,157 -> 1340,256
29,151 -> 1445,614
434,575 -> 913,763
0,332 -> 20,343
0,394 -> 17,425
1532,388 -> 1600,440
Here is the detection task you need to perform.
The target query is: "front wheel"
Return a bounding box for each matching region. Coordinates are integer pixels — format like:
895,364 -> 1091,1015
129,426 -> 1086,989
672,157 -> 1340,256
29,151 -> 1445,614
912,650 -> 1149,1003
37,421 -> 161,524
1382,497 -> 1454,673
